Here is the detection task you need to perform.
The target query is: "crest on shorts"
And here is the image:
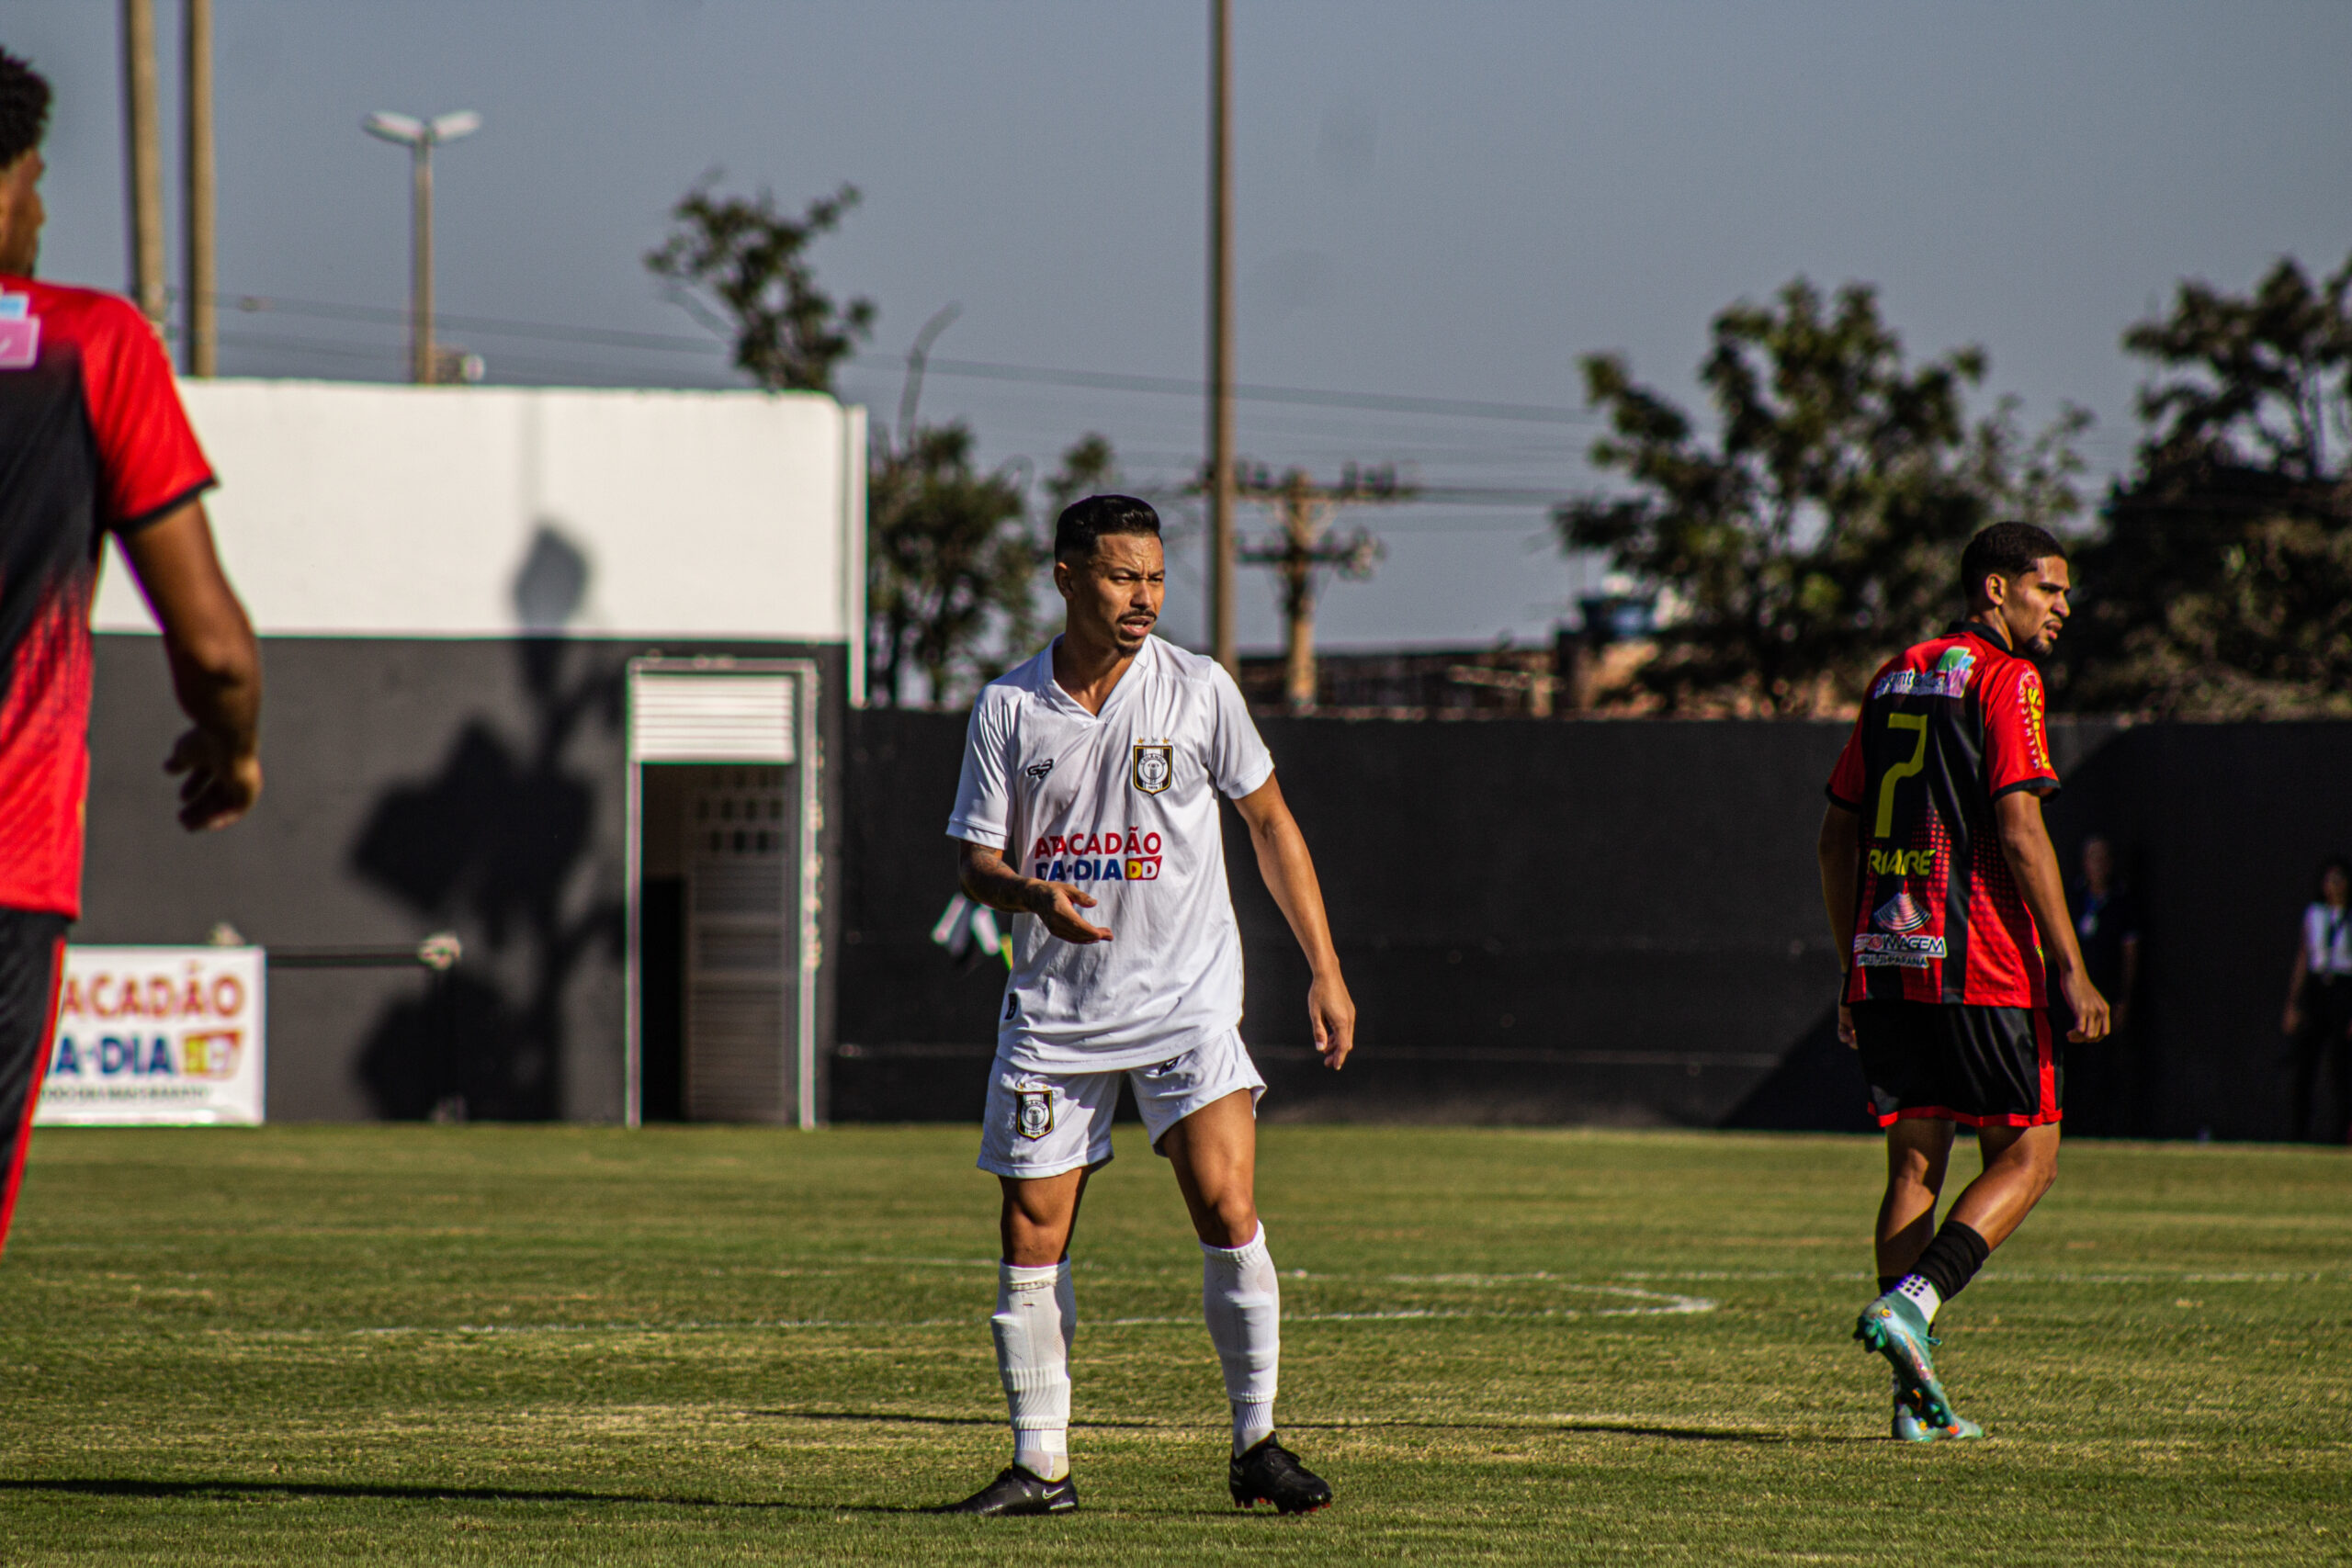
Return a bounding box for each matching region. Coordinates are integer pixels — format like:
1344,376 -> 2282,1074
1015,1090 -> 1054,1141
1131,742 -> 1173,795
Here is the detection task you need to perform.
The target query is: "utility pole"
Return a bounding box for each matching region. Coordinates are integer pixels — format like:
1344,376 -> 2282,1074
1204,0 -> 1237,672
1236,465 -> 1412,713
181,0 -> 216,376
363,110 -> 481,384
120,0 -> 167,333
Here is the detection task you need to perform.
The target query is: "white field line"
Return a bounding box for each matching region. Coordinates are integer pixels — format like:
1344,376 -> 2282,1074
323,1281 -> 1715,1337
1611,1269 -> 2340,1285
753,1259 -> 2342,1288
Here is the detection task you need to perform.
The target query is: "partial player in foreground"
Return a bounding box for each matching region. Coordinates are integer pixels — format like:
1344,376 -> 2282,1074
938,495 -> 1353,1517
0,51 -> 263,1251
1816,522 -> 2108,1441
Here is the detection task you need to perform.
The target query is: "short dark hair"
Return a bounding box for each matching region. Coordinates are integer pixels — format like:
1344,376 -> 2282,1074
1960,521 -> 2065,604
2320,854 -> 2351,895
0,51 -> 51,168
1054,493 -> 1159,563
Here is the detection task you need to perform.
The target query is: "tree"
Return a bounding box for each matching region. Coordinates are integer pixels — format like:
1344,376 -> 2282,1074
646,183 -> 1114,705
1042,433 -> 1118,516
867,420 -> 1120,708
2059,254 -> 2352,716
1554,278 -> 2086,715
645,180 -> 876,393
865,424 -> 1035,707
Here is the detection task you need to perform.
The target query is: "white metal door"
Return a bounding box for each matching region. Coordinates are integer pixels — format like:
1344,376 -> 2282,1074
625,660 -> 820,1127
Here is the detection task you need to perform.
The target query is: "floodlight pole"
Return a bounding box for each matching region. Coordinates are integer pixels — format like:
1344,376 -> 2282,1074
1205,0 -> 1237,672
364,110 -> 480,384
182,0 -> 216,376
119,0 -> 168,332
409,138 -> 434,385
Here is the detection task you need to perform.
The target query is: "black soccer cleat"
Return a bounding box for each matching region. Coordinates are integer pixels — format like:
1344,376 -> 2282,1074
933,1463 -> 1080,1517
1228,1436 -> 1333,1514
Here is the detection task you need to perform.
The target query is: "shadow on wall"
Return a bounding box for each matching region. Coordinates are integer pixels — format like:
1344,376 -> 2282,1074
347,525 -> 621,1120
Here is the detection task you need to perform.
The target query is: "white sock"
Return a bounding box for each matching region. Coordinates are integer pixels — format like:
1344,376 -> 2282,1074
990,1260 -> 1072,1480
1201,1223 -> 1280,1455
1895,1274 -> 1942,1323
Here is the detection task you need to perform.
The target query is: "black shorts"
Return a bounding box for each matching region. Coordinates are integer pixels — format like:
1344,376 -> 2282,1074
0,908 -> 70,1255
1851,1000 -> 2061,1130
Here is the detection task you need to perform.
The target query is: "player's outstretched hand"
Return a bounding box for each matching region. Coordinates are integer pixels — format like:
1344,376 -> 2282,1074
2058,967 -> 2110,1043
164,727 -> 262,832
1308,970 -> 1355,1070
1029,882 -> 1113,945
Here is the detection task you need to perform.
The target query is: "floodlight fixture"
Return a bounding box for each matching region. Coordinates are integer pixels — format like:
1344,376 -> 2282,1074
362,110 -> 427,145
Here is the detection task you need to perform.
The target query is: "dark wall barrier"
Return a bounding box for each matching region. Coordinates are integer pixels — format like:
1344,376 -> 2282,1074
839,709 -> 2344,1140
2044,722 -> 2352,1140
84,634 -> 845,1122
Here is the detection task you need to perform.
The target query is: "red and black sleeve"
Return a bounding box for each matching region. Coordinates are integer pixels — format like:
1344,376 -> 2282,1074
78,294 -> 214,533
1981,659 -> 2059,799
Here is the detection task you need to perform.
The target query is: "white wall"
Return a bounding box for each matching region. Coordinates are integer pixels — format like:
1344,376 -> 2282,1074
96,381 -> 867,664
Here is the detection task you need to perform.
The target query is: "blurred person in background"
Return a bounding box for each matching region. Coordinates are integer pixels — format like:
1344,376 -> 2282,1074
2282,855 -> 2352,1145
0,50 -> 262,1256
2062,836 -> 2140,1136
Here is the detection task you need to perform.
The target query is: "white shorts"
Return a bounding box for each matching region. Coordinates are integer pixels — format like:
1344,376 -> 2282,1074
977,1029 -> 1267,1179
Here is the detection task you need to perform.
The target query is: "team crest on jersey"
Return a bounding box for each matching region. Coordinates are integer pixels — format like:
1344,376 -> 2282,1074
1015,1090 -> 1054,1141
1131,741 -> 1173,795
1872,891 -> 1929,933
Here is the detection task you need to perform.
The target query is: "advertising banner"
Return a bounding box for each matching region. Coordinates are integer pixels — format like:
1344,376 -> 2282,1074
34,947 -> 266,1126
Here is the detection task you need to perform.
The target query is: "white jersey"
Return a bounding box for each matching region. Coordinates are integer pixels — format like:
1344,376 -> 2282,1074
946,635 -> 1275,1071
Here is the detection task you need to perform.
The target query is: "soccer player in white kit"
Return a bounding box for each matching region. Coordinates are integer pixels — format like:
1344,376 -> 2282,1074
936,495 -> 1356,1517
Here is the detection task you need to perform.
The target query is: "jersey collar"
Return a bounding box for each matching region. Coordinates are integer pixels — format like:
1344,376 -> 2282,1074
1038,634 -> 1155,720
1944,617 -> 2013,653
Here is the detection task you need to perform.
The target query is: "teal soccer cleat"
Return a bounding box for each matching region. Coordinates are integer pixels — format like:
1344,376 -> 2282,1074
1891,1378 -> 1984,1443
1855,1290 -> 1959,1430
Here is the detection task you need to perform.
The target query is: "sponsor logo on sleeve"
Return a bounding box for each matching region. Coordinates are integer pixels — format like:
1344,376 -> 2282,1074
1031,828 -> 1164,885
1131,742 -> 1173,795
2022,671 -> 2051,773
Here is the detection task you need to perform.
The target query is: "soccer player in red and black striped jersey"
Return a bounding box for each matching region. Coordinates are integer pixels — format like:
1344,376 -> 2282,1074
0,51 -> 261,1255
1816,522 -> 2108,1441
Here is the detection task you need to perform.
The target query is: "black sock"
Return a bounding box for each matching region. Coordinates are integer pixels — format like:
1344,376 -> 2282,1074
1878,1275 -> 1901,1296
1905,1220 -> 1990,1303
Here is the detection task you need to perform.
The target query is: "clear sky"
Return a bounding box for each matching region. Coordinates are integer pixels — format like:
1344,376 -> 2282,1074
12,1 -> 2351,654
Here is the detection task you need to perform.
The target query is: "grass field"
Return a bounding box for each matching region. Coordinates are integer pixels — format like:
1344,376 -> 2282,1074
0,1123 -> 2346,1564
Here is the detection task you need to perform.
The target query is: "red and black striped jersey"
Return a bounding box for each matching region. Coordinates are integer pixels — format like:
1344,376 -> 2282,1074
0,276 -> 215,918
1826,622 -> 2057,1009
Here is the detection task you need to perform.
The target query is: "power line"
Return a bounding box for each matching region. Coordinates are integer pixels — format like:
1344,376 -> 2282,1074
195,288 -> 1603,427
